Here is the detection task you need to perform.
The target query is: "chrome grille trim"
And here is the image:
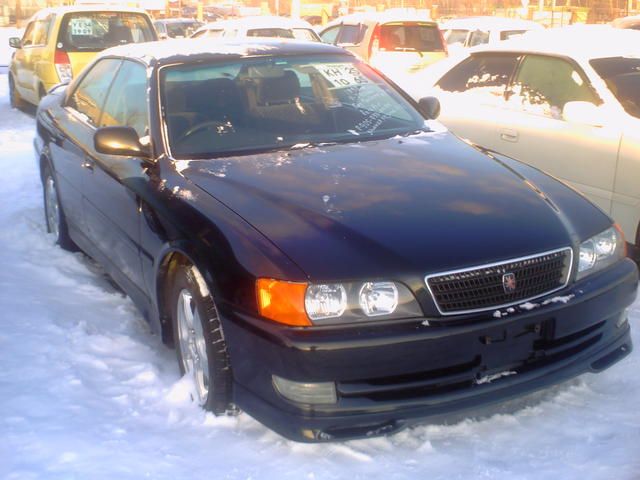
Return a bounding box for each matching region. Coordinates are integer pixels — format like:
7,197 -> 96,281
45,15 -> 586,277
425,247 -> 574,316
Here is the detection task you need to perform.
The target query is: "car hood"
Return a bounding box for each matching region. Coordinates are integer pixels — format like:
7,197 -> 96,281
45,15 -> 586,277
177,131 -> 610,281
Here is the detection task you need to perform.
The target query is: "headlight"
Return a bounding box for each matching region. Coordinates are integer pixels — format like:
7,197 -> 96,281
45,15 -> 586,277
304,281 -> 421,324
577,225 -> 626,280
359,282 -> 398,316
305,284 -> 347,320
257,279 -> 422,326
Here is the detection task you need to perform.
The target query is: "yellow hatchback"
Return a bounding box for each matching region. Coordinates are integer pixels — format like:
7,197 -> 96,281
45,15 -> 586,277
8,5 -> 156,107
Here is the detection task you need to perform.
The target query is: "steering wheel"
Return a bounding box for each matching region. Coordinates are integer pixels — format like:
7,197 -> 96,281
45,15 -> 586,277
178,120 -> 235,142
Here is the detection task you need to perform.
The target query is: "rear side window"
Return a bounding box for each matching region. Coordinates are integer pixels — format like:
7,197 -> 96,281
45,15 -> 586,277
437,53 -> 520,94
337,24 -> 366,45
509,55 -> 599,119
67,58 -> 122,126
292,28 -> 321,42
57,12 -> 155,52
590,56 -> 640,119
99,60 -> 148,137
379,23 -> 445,52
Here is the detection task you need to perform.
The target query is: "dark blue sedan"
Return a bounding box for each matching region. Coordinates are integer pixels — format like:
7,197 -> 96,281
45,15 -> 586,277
34,38 -> 638,442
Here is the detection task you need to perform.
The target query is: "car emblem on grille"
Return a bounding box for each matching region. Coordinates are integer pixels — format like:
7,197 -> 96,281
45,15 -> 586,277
502,273 -> 517,293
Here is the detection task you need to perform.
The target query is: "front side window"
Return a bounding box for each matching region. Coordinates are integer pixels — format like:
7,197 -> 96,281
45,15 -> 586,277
21,22 -> 36,47
508,55 -> 599,120
99,60 -> 148,137
436,53 -> 520,96
161,54 -> 426,159
590,56 -> 640,119
67,58 -> 121,126
379,23 -> 445,52
320,25 -> 340,44
468,29 -> 490,47
445,29 -> 469,45
57,12 -> 155,52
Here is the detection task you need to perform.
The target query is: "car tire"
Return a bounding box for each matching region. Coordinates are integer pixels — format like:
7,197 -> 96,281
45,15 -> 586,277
8,75 -> 26,110
42,163 -> 76,251
169,263 -> 233,414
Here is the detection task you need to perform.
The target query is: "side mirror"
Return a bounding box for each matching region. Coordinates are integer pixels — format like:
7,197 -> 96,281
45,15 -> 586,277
94,126 -> 151,158
417,96 -> 441,120
562,101 -> 603,127
9,37 -> 22,49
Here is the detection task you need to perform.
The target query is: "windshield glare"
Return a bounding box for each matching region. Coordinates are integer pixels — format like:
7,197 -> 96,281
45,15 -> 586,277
161,55 -> 426,159
590,56 -> 640,119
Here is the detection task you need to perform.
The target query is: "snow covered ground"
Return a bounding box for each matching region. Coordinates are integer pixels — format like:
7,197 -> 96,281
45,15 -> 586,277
0,28 -> 20,67
0,73 -> 638,480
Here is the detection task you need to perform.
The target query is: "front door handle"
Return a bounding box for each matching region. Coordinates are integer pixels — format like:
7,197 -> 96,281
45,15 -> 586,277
499,128 -> 519,142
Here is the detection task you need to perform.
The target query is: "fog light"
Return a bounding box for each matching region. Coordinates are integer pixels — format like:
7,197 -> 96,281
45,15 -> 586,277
359,282 -> 399,316
272,375 -> 337,405
616,309 -> 629,328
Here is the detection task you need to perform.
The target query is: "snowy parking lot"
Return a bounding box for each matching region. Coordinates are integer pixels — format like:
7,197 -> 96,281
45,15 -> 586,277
0,71 -> 638,479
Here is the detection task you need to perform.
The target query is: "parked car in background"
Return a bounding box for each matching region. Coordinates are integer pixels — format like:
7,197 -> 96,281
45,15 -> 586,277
440,16 -> 543,52
35,37 -> 637,442
611,14 -> 640,30
154,18 -> 203,39
319,12 -> 447,85
406,25 -> 640,257
191,16 -> 321,41
8,5 -> 156,107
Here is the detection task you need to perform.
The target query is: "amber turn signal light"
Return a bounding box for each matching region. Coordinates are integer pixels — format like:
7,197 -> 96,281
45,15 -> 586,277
256,278 -> 310,326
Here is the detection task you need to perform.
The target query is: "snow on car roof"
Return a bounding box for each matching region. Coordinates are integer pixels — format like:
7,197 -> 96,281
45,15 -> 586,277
440,16 -> 543,30
472,24 -> 640,60
29,4 -> 148,20
323,11 -> 436,28
198,15 -> 316,32
101,37 -> 349,65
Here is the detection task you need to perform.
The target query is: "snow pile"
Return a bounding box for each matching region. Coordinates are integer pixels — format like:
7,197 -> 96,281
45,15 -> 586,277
0,74 -> 639,479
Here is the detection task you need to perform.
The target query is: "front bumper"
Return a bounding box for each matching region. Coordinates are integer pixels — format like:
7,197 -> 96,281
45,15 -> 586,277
221,259 -> 638,442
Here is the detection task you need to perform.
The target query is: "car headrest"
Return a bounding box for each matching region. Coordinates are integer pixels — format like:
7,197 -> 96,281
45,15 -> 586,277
256,70 -> 300,105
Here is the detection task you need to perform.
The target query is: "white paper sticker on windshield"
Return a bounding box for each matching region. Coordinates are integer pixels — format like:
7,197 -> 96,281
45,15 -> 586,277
316,63 -> 369,88
70,18 -> 94,36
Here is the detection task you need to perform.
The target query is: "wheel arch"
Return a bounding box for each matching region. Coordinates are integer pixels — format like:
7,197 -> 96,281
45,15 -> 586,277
154,242 -> 220,347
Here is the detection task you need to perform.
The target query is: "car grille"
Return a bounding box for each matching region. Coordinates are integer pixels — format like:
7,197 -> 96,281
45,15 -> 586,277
426,247 -> 573,315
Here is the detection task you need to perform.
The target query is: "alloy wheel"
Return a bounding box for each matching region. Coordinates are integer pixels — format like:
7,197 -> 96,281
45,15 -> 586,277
176,288 -> 210,405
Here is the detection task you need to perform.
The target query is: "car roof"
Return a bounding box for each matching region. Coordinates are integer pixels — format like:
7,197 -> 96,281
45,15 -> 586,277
198,15 -> 315,31
101,37 -> 351,66
323,11 -> 436,29
440,16 -> 543,30
471,24 -> 640,60
30,4 -> 148,20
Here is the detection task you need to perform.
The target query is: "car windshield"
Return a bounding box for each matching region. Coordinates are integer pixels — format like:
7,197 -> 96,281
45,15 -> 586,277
166,22 -> 199,37
247,28 -> 295,38
58,12 -> 155,51
379,23 -> 445,52
590,56 -> 640,119
161,54 -> 427,159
